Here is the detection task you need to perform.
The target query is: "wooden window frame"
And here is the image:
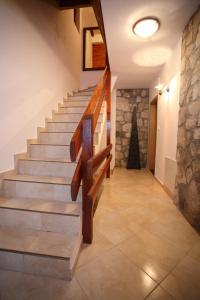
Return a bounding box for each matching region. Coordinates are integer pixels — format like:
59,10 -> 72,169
83,27 -> 106,71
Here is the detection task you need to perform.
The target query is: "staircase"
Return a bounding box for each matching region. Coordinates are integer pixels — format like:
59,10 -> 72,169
0,86 -> 105,280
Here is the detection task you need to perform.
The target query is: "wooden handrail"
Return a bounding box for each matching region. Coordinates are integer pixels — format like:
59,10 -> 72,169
70,67 -> 108,162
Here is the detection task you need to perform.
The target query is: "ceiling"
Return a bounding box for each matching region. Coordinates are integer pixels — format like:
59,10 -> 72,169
101,0 -> 200,88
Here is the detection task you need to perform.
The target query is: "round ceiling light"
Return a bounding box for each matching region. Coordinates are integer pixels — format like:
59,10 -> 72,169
133,17 -> 160,38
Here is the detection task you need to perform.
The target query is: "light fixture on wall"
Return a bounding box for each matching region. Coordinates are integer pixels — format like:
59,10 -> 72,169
155,83 -> 170,95
133,17 -> 160,38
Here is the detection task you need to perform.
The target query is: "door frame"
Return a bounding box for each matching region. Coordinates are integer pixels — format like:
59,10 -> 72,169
147,95 -> 158,174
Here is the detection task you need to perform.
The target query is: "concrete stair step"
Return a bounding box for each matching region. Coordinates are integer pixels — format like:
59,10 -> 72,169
29,142 -> 71,160
0,197 -> 81,215
52,112 -> 103,123
77,86 -> 96,92
46,120 -> 101,133
0,226 -> 81,280
38,131 -> 99,146
74,91 -> 94,96
0,197 -> 81,234
58,105 -> 105,114
38,131 -> 73,145
64,95 -> 90,101
46,121 -> 78,132
60,101 -> 88,107
58,106 -> 86,114
3,174 -> 81,202
18,156 -> 77,177
52,113 -> 82,123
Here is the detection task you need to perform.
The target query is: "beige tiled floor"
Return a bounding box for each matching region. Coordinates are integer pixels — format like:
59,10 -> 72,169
0,168 -> 200,300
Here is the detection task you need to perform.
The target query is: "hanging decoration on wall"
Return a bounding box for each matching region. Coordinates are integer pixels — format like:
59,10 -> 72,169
127,108 -> 141,169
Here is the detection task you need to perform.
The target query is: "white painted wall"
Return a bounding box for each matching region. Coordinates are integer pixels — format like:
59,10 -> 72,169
149,39 -> 181,193
0,0 -> 81,173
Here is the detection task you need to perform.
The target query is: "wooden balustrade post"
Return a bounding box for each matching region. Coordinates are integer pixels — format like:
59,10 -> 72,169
106,69 -> 111,178
82,114 -> 94,243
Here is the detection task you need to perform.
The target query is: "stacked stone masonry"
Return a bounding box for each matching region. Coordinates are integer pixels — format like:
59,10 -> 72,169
116,89 -> 149,168
175,8 -> 200,231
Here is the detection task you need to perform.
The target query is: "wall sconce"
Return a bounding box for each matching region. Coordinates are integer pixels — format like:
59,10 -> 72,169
155,84 -> 170,95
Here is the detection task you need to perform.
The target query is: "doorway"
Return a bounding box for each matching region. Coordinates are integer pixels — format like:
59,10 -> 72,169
147,96 -> 158,174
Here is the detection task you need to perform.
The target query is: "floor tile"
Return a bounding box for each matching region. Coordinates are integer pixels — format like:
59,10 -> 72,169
188,239 -> 200,263
142,210 -> 199,252
117,227 -> 187,283
161,256 -> 200,300
146,286 -> 175,299
0,270 -> 88,300
76,248 -> 156,300
76,231 -> 114,268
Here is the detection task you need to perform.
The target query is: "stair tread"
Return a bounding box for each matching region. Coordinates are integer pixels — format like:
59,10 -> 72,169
65,97 -> 89,99
0,197 -> 80,216
18,156 -> 76,163
0,226 -> 80,259
39,130 -> 98,135
54,111 -> 103,115
76,86 -> 96,92
40,131 -> 74,133
4,174 -> 72,185
59,104 -> 87,108
30,141 -> 70,146
46,120 -> 101,124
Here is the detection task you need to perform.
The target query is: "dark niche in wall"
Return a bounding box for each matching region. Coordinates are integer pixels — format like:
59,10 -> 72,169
116,89 -> 149,168
127,108 -> 141,169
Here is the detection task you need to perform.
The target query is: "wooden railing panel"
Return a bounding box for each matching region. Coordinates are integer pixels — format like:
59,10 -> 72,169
70,125 -> 82,162
105,69 -> 111,178
71,158 -> 82,202
87,144 -> 112,174
87,154 -> 112,207
82,115 -> 94,242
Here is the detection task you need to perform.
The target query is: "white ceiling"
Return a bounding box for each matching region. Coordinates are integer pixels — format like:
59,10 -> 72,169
101,0 -> 200,88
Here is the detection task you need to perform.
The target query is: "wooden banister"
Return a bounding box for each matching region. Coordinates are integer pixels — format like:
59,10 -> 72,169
70,67 -> 108,162
70,65 -> 111,243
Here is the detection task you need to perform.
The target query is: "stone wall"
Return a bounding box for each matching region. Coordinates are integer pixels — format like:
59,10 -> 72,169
116,89 -> 149,168
175,8 -> 200,231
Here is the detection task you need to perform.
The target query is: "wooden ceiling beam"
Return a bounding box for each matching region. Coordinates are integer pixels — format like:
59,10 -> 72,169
58,0 -> 91,9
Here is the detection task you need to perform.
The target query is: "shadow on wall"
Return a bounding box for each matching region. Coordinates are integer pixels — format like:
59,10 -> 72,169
14,0 -> 80,78
116,89 -> 149,168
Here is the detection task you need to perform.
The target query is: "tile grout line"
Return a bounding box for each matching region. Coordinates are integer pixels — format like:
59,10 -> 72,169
74,277 -> 90,300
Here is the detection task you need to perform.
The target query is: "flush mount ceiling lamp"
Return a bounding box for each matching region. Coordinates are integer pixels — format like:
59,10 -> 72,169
133,17 -> 160,38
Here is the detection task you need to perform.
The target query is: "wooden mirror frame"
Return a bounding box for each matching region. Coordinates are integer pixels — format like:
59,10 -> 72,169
83,26 -> 106,71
